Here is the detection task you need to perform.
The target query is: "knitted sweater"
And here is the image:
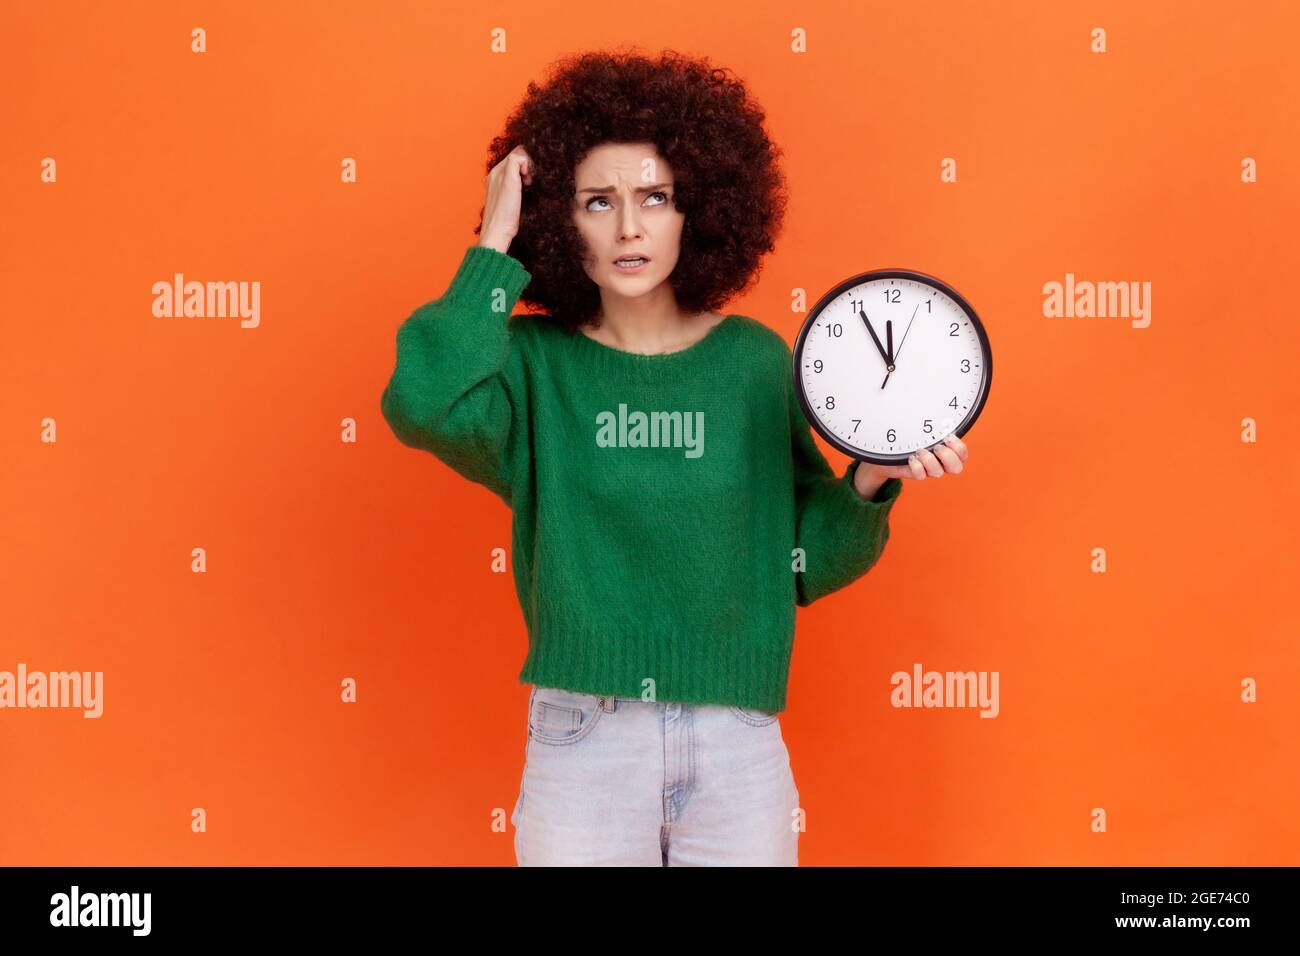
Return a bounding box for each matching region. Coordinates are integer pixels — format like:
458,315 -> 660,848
380,245 -> 903,712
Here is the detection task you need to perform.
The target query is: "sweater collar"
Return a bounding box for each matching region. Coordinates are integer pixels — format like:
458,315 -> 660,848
563,314 -> 740,375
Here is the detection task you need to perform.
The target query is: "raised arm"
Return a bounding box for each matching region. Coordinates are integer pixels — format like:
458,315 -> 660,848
379,244 -> 531,504
381,145 -> 538,504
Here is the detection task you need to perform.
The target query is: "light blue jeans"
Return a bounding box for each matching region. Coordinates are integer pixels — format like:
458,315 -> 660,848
510,684 -> 801,866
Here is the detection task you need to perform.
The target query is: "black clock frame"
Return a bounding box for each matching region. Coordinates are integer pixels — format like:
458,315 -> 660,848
792,267 -> 993,466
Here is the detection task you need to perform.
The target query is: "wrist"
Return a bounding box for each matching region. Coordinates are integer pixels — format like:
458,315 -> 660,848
477,233 -> 514,255
852,462 -> 886,500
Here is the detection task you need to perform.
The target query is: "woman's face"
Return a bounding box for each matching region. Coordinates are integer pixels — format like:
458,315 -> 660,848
571,141 -> 684,304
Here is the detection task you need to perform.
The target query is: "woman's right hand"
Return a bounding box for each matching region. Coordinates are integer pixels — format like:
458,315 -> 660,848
477,145 -> 535,254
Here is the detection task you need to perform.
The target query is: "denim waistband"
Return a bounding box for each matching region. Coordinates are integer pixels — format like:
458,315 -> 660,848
594,693 -> 640,713
532,685 -> 725,715
595,695 -> 712,714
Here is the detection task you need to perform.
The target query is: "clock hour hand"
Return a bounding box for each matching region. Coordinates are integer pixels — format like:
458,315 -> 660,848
881,306 -> 920,388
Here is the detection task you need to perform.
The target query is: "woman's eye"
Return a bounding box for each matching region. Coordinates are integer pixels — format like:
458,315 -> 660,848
585,191 -> 669,212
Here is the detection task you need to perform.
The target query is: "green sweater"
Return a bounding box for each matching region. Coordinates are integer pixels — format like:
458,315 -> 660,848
380,245 -> 903,712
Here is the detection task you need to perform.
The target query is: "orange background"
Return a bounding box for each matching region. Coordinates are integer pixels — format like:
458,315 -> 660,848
2,0 -> 1298,865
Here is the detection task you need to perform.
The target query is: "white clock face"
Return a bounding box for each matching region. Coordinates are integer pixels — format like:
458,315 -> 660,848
796,275 -> 989,462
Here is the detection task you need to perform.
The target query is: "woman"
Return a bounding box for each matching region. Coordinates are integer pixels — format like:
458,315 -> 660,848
380,49 -> 968,866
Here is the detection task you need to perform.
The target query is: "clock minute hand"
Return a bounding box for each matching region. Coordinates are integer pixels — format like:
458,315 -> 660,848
859,309 -> 891,366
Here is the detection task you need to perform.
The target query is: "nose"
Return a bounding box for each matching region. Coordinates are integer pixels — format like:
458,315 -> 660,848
617,195 -> 644,241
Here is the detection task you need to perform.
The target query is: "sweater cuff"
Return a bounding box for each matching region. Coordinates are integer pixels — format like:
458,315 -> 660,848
802,461 -> 902,547
443,244 -> 532,310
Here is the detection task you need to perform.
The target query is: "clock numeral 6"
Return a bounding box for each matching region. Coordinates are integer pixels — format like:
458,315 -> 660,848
886,428 -> 896,443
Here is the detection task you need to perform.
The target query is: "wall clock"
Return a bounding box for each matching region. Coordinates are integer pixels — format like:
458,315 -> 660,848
793,268 -> 992,466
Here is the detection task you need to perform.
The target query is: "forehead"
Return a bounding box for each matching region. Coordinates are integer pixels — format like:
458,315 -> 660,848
574,141 -> 672,181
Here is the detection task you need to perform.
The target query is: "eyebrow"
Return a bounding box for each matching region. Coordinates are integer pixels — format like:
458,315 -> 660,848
576,182 -> 672,195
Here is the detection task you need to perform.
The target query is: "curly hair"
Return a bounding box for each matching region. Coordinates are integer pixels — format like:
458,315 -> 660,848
477,47 -> 788,334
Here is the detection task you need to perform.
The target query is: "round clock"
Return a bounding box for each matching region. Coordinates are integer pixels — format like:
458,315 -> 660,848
793,268 -> 992,466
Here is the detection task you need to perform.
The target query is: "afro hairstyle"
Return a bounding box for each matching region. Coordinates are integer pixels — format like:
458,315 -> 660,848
476,47 -> 789,333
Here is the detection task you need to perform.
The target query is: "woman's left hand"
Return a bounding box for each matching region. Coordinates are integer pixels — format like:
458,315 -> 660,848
853,434 -> 970,499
